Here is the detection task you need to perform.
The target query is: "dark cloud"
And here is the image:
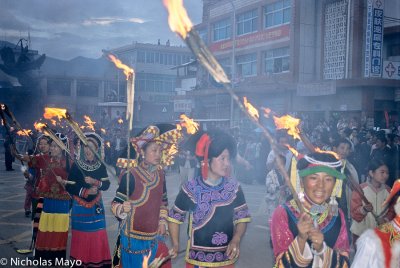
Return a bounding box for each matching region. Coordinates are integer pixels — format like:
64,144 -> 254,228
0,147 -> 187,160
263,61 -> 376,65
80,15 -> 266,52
0,9 -> 30,31
1,0 -> 202,60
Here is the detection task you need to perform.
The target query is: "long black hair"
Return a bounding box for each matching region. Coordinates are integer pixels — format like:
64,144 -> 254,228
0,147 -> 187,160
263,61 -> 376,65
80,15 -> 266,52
186,129 -> 237,161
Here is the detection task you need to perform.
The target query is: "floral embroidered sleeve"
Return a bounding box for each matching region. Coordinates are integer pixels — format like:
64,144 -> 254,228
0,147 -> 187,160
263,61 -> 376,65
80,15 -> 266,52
167,184 -> 195,224
233,186 -> 251,224
111,172 -> 135,220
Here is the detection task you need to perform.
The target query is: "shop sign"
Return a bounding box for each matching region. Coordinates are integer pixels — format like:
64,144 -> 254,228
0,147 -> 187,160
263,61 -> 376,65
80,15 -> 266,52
382,61 -> 400,80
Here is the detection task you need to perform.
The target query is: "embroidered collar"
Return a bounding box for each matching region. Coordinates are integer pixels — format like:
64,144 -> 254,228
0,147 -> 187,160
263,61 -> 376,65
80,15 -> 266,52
76,159 -> 101,171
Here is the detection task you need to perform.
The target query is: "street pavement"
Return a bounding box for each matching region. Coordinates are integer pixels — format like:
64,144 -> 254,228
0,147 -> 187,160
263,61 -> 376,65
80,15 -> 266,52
0,158 -> 275,267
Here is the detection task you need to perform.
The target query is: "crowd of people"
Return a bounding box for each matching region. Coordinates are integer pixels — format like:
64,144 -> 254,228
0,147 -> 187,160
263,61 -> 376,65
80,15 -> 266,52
1,113 -> 400,267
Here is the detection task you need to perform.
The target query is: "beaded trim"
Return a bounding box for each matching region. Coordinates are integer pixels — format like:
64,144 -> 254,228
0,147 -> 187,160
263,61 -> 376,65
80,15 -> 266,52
121,239 -> 156,254
303,155 -> 342,168
76,159 -> 101,171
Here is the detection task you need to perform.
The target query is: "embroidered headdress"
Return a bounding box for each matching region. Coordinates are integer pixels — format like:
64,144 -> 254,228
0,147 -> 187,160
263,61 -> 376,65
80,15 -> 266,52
54,132 -> 69,153
76,132 -> 104,161
34,134 -> 51,154
116,124 -> 183,169
296,152 -> 346,216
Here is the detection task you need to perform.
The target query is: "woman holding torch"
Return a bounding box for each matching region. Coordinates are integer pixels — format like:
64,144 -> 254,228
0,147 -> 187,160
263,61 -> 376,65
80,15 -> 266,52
270,152 -> 350,267
168,130 -> 251,268
65,132 -> 111,267
111,124 -> 182,267
33,133 -> 71,262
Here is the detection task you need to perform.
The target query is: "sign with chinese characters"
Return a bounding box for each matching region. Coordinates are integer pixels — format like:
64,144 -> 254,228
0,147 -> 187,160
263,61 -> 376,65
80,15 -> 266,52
365,0 -> 384,77
209,24 -> 290,52
323,0 -> 348,80
174,99 -> 192,113
382,61 -> 400,80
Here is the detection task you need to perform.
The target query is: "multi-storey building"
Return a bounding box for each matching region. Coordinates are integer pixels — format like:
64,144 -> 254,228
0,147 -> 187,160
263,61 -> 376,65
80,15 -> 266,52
109,41 -> 193,127
36,41 -> 193,129
188,0 -> 400,130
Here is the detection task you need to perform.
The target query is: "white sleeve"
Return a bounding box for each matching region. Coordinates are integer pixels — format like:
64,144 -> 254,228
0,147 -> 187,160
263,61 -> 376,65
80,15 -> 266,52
351,229 -> 384,268
266,151 -> 275,165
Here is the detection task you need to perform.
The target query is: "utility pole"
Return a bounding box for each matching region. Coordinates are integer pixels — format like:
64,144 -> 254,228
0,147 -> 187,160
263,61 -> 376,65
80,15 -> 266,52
229,0 -> 236,128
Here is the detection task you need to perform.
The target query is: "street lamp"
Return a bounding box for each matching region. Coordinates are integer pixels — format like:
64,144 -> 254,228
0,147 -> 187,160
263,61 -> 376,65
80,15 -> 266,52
229,0 -> 236,128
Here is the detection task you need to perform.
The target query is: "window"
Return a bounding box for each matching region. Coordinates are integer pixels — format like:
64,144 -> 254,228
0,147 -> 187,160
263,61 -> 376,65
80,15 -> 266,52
77,81 -> 99,97
146,51 -> 154,63
264,47 -> 290,74
136,73 -> 176,93
47,79 -> 71,96
198,28 -> 208,44
265,0 -> 291,28
236,53 -> 257,77
213,18 -> 231,42
237,9 -> 258,36
137,51 -> 145,63
218,58 -> 232,77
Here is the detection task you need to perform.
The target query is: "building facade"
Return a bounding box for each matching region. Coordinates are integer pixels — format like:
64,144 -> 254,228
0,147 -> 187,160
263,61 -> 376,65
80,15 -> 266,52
109,42 -> 193,128
187,0 -> 400,131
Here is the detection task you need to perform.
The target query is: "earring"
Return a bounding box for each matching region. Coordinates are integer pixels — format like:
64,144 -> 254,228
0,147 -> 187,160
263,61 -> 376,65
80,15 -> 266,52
298,189 -> 305,203
329,196 -> 338,216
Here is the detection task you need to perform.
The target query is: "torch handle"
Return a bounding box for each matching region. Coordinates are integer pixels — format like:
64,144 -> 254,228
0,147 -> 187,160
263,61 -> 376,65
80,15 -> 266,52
223,84 -> 305,213
299,131 -> 316,153
182,31 -> 304,212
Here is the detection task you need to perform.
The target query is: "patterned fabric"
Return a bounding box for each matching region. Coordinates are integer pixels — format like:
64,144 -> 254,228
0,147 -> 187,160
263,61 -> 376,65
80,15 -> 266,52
111,164 -> 169,268
168,176 -> 251,267
66,158 -> 111,268
118,125 -> 183,169
35,198 -> 70,262
70,200 -> 111,268
270,200 -> 350,267
35,157 -> 70,200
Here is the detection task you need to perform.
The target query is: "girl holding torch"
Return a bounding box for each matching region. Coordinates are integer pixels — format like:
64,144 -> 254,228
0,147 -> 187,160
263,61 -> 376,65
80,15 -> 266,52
65,132 -> 112,267
270,152 -> 350,267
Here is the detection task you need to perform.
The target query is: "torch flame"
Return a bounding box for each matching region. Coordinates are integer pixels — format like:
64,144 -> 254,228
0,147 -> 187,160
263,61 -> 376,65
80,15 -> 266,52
315,147 -> 340,160
106,141 -> 111,148
273,115 -> 301,140
108,54 -> 134,79
179,114 -> 199,134
43,107 -> 67,121
83,115 -> 96,131
101,128 -> 106,134
16,129 -> 32,136
34,122 -> 47,132
243,97 -> 259,120
118,118 -> 123,124
163,0 -> 193,39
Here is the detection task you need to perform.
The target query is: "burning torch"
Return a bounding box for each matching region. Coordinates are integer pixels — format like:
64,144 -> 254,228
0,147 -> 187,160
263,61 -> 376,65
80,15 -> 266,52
43,108 -> 115,181
163,0 -> 304,212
